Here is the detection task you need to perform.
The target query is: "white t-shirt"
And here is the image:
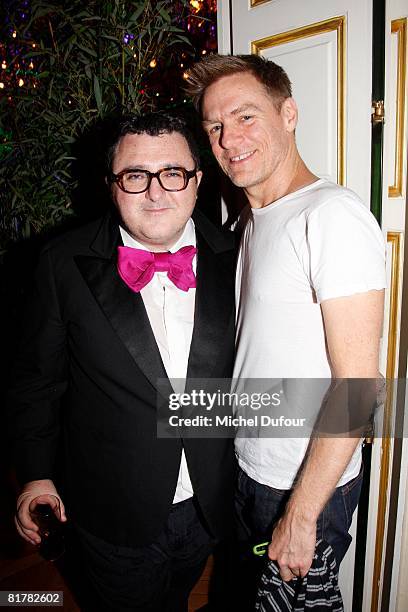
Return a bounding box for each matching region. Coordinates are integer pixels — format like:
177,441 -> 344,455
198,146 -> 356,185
233,179 -> 386,489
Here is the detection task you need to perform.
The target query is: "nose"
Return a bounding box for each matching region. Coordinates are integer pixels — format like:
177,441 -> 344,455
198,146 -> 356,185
146,175 -> 164,201
219,124 -> 242,150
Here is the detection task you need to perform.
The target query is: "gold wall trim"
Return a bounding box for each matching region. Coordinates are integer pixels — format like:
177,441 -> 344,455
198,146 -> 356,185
251,0 -> 271,7
388,19 -> 407,198
371,231 -> 403,612
251,16 -> 346,185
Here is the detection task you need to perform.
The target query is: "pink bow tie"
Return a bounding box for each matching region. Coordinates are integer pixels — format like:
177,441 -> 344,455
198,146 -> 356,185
117,245 -> 197,292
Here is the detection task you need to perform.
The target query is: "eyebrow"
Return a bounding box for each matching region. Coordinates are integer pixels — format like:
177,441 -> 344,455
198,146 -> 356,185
203,103 -> 262,125
117,163 -> 188,172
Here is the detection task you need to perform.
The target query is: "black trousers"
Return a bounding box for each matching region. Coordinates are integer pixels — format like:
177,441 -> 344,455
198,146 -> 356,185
70,497 -> 215,612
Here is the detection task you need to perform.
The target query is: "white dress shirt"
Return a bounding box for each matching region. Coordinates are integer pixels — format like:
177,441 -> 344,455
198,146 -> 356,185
119,219 -> 196,502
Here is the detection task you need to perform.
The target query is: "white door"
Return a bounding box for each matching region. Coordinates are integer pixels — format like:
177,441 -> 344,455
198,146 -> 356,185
370,0 -> 407,610
216,1 -> 394,610
218,0 -> 373,203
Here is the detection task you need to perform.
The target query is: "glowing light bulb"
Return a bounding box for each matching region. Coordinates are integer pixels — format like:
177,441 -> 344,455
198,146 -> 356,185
12,31 -> 17,38
182,72 -> 189,79
18,78 -> 24,86
29,61 -> 34,69
149,59 -> 157,68
2,62 -> 6,69
0,82 -> 4,89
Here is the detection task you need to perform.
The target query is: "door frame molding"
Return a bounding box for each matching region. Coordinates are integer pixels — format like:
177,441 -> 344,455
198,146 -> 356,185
250,17 -> 346,184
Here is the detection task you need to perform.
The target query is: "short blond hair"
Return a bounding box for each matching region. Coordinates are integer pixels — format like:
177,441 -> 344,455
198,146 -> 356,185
185,54 -> 292,112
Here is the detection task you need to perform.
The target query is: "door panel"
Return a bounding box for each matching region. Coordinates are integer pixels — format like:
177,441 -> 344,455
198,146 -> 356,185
369,0 -> 407,608
254,26 -> 339,183
219,0 -> 373,204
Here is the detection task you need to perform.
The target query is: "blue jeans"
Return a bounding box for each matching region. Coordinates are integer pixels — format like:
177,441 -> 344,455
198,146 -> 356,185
233,466 -> 363,609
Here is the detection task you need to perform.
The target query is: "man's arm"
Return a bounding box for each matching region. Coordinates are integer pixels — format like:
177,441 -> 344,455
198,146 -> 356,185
268,289 -> 384,580
8,247 -> 69,543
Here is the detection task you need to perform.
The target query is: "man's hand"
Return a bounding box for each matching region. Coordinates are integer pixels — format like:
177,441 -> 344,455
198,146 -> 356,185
268,507 -> 316,581
15,479 -> 67,546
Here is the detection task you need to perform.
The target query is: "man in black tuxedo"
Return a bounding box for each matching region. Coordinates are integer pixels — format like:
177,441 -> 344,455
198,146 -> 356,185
10,112 -> 236,611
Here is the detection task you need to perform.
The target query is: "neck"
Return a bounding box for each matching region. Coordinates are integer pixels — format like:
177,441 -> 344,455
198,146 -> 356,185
246,153 -> 318,209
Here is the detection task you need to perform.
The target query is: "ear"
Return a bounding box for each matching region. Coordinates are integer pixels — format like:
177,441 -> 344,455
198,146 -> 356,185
196,170 -> 203,189
281,97 -> 298,133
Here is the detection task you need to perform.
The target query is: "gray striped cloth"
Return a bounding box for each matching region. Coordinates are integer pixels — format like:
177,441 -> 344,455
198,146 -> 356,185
255,540 -> 344,611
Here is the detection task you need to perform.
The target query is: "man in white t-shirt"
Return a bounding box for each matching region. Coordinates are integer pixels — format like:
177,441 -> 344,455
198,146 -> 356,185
186,55 -> 385,601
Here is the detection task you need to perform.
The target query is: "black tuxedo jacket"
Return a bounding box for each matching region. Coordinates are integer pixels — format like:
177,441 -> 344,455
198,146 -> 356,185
10,209 -> 237,547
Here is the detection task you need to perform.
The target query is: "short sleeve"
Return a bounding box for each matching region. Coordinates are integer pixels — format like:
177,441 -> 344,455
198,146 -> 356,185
306,194 -> 386,302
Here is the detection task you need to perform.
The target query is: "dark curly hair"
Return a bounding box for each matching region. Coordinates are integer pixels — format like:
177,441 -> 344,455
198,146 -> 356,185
106,112 -> 200,174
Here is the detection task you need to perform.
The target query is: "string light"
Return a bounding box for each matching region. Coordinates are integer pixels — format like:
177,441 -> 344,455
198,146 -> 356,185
2,1 -> 217,114
190,0 -> 202,11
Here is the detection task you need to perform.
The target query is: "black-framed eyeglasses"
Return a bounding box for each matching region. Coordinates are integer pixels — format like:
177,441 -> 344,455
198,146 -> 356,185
108,166 -> 198,194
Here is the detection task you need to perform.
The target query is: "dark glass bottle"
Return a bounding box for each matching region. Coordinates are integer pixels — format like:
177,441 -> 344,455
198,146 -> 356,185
31,503 -> 65,561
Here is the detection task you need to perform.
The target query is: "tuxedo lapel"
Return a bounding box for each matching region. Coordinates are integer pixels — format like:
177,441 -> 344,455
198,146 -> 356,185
187,214 -> 235,381
75,211 -> 234,393
74,215 -> 171,396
